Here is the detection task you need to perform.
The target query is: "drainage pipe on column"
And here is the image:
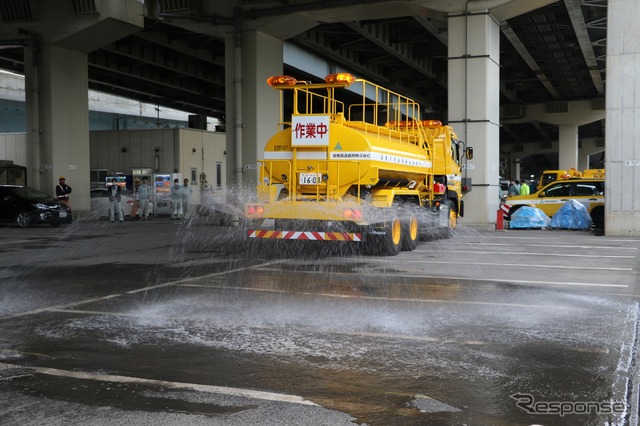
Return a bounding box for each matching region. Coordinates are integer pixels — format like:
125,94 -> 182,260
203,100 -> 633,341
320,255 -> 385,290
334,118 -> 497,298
232,9 -> 243,226
464,1 -> 470,146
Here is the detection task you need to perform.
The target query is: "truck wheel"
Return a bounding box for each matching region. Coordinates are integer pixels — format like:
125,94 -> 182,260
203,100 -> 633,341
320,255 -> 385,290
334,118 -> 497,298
363,217 -> 402,256
401,214 -> 418,251
439,201 -> 456,239
383,217 -> 403,256
448,201 -> 458,230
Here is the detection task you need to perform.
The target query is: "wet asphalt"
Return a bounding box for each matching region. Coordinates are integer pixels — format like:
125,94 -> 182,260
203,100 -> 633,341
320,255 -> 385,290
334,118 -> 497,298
0,215 -> 639,425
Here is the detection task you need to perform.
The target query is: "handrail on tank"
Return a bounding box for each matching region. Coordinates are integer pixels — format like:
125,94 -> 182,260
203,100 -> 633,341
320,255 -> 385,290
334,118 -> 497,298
269,74 -> 429,140
347,79 -> 422,135
272,83 -> 346,129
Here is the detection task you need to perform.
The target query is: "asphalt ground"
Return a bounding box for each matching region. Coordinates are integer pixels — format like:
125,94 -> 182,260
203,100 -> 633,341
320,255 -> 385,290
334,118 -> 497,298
0,216 -> 639,425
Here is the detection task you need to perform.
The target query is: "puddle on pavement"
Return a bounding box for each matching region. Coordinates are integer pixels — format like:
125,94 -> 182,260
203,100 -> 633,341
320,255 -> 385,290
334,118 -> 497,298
5,374 -> 254,417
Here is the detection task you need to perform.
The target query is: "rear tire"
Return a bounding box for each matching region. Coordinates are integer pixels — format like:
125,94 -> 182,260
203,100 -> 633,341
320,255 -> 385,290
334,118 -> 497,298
401,214 -> 418,251
383,217 -> 402,256
363,217 -> 402,256
16,212 -> 31,228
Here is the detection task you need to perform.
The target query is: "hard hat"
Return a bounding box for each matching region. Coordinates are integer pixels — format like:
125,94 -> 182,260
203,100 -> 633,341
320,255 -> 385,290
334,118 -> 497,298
59,176 -> 66,180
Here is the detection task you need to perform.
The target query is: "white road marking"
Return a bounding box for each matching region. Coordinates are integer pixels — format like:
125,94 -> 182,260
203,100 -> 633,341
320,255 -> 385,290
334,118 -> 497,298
0,362 -> 317,406
0,239 -> 37,244
372,259 -> 632,271
450,242 -> 638,250
383,274 -> 628,288
483,235 -> 640,243
373,274 -> 628,288
416,249 -> 635,259
479,236 -> 563,240
587,239 -> 640,243
482,233 -> 640,243
0,294 -> 124,319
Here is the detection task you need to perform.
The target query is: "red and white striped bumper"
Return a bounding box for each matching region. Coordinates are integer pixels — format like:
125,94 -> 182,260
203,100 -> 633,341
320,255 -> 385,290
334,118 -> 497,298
500,203 -> 511,219
247,230 -> 362,242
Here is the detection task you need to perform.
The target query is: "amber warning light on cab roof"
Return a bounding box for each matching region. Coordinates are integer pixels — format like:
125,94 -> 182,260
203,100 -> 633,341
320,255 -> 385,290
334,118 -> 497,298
324,73 -> 355,86
266,73 -> 356,87
266,75 -> 297,86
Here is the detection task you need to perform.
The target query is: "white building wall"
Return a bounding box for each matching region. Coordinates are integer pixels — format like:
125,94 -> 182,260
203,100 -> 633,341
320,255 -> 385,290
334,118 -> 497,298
89,128 -> 226,205
0,133 -> 26,165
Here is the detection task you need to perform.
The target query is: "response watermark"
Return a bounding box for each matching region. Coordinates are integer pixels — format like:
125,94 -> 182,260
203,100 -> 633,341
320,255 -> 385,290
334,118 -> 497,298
510,393 -> 626,417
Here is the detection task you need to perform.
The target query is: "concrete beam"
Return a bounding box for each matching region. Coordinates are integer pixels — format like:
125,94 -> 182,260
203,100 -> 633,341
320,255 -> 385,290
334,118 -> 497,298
502,99 -> 605,126
564,0 -> 605,95
0,0 -> 144,53
343,21 -> 443,86
488,0 -> 560,21
500,25 -> 560,99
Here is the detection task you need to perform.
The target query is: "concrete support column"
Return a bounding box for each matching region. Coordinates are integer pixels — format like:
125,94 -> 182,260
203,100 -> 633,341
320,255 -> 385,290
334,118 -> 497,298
558,124 -> 579,171
448,10 -> 501,224
24,44 -> 90,211
24,42 -> 40,188
605,0 -> 640,235
225,31 -> 282,192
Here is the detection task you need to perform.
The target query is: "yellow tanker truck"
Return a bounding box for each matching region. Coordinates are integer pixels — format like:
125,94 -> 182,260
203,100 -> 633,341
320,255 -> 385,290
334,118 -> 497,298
244,73 -> 472,256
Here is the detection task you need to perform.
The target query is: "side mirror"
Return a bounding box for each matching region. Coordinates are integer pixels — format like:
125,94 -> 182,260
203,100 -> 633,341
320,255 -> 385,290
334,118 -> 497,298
465,147 -> 473,160
539,191 -> 546,197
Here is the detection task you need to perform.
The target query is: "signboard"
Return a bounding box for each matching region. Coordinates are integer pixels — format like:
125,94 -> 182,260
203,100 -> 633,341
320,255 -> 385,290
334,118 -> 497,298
291,115 -> 330,147
153,174 -> 173,215
106,175 -> 129,188
625,160 -> 640,166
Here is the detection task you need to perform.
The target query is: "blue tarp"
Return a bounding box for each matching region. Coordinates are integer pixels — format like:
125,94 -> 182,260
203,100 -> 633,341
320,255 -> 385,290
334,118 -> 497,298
509,206 -> 551,229
550,199 -> 592,230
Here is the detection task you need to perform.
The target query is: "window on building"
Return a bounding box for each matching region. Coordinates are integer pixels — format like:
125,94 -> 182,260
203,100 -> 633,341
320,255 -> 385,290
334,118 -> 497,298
131,168 -> 153,176
216,162 -> 222,188
90,169 -> 108,188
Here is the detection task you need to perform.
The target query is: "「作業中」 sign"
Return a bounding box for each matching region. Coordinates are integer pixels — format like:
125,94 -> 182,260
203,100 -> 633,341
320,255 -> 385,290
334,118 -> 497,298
291,115 -> 330,147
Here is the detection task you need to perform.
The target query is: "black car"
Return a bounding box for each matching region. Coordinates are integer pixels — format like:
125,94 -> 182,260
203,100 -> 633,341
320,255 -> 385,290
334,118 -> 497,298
0,185 -> 72,227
